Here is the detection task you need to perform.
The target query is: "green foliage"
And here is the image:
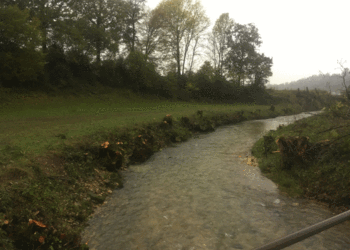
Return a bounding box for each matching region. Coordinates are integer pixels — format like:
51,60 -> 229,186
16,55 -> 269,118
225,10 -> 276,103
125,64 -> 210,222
0,227 -> 14,249
98,59 -> 120,87
153,0 -> 210,75
65,49 -> 95,83
70,0 -> 124,64
124,51 -> 162,92
224,23 -> 272,88
0,5 -> 45,86
45,44 -> 72,88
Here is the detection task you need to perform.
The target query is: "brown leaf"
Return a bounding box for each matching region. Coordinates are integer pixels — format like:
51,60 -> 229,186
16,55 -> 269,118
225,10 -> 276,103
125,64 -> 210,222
38,236 -> 45,244
29,219 -> 46,228
60,233 -> 66,240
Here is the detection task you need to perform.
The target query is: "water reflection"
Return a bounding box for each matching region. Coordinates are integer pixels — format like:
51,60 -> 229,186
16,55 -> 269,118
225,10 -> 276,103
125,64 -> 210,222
82,112 -> 350,250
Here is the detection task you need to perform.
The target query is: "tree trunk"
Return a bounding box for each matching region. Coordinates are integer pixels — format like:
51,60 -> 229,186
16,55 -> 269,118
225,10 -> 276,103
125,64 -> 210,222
96,43 -> 101,65
42,27 -> 47,54
176,38 -> 181,77
131,21 -> 135,52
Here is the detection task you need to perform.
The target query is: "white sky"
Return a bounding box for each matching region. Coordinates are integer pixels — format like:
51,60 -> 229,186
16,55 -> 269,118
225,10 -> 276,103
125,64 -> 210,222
145,0 -> 350,85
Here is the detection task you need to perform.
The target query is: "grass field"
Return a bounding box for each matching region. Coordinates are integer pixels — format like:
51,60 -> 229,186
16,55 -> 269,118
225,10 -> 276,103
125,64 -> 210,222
0,88 -> 266,164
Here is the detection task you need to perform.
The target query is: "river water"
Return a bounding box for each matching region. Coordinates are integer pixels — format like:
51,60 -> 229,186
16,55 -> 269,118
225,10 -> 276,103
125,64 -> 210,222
81,112 -> 350,250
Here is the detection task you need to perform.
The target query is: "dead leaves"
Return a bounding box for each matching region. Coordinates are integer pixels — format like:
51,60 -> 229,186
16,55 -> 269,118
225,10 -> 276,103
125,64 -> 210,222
28,219 -> 46,228
38,235 -> 45,244
101,141 -> 109,148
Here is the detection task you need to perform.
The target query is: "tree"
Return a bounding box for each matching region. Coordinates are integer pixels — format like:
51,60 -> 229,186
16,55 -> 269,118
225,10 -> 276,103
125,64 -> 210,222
71,0 -> 125,65
136,7 -> 163,62
180,0 -> 210,75
247,53 -> 273,89
122,0 -> 146,53
3,0 -> 73,54
207,13 -> 234,77
224,23 -> 272,88
225,23 -> 261,86
0,5 -> 45,86
153,0 -> 209,78
124,50 -> 158,91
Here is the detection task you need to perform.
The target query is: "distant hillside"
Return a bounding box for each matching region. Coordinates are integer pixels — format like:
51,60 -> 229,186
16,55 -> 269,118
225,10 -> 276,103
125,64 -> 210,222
267,73 -> 350,95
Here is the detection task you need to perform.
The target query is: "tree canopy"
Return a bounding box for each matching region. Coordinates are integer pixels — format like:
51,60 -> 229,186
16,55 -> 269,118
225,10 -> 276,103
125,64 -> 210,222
0,0 -> 274,102
0,4 -> 45,86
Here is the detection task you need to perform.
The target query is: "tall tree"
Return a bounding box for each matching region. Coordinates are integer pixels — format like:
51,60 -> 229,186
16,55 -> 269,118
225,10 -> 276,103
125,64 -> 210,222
153,0 -> 209,78
224,23 -> 262,86
207,13 -> 234,77
180,0 -> 210,75
137,7 -> 163,63
71,0 -> 125,65
122,0 -> 146,53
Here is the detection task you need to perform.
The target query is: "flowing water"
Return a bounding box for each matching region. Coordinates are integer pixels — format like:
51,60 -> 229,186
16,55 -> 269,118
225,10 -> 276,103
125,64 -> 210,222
81,112 -> 350,250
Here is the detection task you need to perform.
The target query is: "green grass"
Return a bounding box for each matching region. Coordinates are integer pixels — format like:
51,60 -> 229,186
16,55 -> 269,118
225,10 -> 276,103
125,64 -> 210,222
0,88 -> 260,159
252,99 -> 350,209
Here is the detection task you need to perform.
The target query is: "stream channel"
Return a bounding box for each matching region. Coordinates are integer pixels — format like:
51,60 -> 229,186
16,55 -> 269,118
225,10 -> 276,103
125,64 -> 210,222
81,111 -> 350,250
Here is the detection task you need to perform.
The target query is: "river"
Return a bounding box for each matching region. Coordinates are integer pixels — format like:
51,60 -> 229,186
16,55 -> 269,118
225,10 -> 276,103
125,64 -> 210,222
81,112 -> 350,250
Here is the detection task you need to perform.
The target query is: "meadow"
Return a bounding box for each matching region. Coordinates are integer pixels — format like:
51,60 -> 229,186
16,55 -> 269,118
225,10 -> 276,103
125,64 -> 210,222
0,87 -> 267,163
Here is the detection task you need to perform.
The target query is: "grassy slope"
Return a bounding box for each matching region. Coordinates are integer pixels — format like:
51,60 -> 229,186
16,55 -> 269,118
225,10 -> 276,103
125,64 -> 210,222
252,99 -> 350,212
0,86 -> 339,249
0,87 -> 264,160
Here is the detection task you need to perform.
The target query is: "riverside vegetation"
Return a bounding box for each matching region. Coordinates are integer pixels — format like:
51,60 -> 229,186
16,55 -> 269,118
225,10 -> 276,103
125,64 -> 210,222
0,85 -> 343,249
252,96 -> 350,212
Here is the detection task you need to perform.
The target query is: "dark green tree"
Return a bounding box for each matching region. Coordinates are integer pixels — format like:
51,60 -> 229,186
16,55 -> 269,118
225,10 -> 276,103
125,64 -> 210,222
3,0 -> 73,54
124,50 -> 159,92
71,0 -> 125,65
225,23 -> 261,86
0,5 -> 45,87
248,53 -> 272,89
224,23 -> 272,89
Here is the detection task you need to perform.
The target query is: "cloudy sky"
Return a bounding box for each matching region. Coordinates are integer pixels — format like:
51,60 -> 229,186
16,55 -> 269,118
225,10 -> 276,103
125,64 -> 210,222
145,0 -> 350,85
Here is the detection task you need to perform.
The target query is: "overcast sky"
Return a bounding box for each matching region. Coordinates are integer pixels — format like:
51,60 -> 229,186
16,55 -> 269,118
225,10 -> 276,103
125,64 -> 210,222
145,0 -> 350,85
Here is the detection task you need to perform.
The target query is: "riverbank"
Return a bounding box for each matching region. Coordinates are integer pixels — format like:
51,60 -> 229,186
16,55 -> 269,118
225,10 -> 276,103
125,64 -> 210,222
0,87 -> 340,249
252,100 -> 350,213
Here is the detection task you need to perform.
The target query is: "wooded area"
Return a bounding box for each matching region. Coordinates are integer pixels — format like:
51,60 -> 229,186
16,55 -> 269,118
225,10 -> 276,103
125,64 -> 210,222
0,0 -> 273,102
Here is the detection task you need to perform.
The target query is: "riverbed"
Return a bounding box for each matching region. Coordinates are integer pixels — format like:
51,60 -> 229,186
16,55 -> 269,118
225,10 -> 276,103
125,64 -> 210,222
81,112 -> 350,250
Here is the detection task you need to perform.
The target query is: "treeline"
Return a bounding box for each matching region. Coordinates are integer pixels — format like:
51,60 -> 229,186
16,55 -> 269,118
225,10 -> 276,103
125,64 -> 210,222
0,0 -> 273,103
268,71 -> 350,96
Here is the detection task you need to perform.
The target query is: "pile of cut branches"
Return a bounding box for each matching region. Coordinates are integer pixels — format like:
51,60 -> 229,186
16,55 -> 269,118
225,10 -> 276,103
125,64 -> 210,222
274,136 -> 332,169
